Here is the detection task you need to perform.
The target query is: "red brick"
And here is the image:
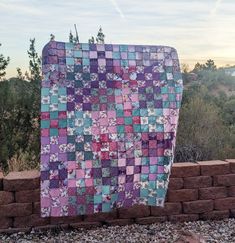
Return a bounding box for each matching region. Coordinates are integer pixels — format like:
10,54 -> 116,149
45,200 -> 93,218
0,203 -> 32,217
105,218 -> 134,226
171,163 -> 200,178
183,200 -> 213,214
0,227 -> 31,234
200,210 -> 229,220
167,189 -> 198,202
184,176 -> 212,189
0,191 -> 14,205
0,172 -> 3,190
50,216 -> 83,225
135,216 -> 167,224
230,209 -> 235,217
4,170 -> 40,191
15,189 -> 40,203
118,205 -> 150,219
226,159 -> 235,173
0,217 -> 13,229
228,186 -> 235,197
214,174 -> 235,186
168,214 -> 199,222
34,224 -> 69,231
169,178 -> 183,190
84,210 -> 117,222
151,202 -> 182,216
33,202 -> 40,214
70,221 -> 102,229
198,160 -> 229,176
214,197 -> 235,210
14,214 -> 50,228
199,187 -> 227,200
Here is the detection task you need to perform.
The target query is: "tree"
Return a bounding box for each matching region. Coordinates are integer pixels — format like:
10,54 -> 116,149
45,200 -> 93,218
88,36 -> 95,44
69,24 -> 79,44
16,67 -> 24,80
175,97 -> 230,162
96,26 -> 105,44
193,62 -> 205,73
205,59 -> 217,71
27,38 -> 41,84
0,43 -> 10,80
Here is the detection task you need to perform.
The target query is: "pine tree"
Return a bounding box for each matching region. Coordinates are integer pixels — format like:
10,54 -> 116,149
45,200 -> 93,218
88,36 -> 95,44
69,25 -> 79,44
16,67 -> 24,80
27,38 -> 41,84
69,31 -> 74,43
0,43 -> 10,80
96,27 -> 105,44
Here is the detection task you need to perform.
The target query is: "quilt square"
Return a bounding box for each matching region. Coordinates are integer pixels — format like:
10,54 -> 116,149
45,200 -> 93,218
41,41 -> 183,217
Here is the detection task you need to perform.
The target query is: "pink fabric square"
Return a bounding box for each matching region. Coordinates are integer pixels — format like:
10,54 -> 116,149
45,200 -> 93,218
76,169 -> 85,178
113,60 -> 120,66
129,60 -> 136,66
158,166 -> 164,173
118,175 -> 126,184
97,44 -> 105,51
85,160 -> 92,168
121,52 -> 127,59
124,102 -> 132,109
135,158 -> 141,165
150,157 -> 158,165
107,110 -> 116,118
41,129 -> 49,136
127,166 -> 134,175
149,174 -> 157,180
105,51 -> 112,58
89,51 -> 97,58
115,95 -> 122,103
131,94 -> 138,101
59,128 -> 67,136
85,179 -> 93,186
98,59 -> 106,66
41,197 -> 51,207
134,174 -> 140,182
91,127 -> 100,135
142,166 -> 149,174
68,161 -> 77,170
51,207 -> 61,217
118,159 -> 126,166
108,126 -> 117,133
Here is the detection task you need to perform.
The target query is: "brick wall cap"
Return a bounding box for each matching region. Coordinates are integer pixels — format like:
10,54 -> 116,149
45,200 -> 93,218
5,170 -> 39,180
226,159 -> 235,163
197,160 -> 228,166
172,162 -> 199,168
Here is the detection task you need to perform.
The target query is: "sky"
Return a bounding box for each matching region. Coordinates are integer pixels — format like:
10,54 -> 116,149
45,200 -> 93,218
0,0 -> 235,78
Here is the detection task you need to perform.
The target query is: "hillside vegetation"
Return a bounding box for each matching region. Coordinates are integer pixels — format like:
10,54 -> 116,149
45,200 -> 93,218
0,41 -> 235,171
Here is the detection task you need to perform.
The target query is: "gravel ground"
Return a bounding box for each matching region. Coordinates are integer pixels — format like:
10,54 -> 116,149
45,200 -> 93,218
1,219 -> 235,243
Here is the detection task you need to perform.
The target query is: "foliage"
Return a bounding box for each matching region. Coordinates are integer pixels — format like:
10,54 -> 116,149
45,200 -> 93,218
0,43 -> 10,80
69,24 -> 79,44
16,67 -> 24,80
175,97 -> 231,162
0,78 -> 40,172
27,38 -> 41,85
1,36 -> 235,171
88,36 -> 95,44
96,26 -> 105,44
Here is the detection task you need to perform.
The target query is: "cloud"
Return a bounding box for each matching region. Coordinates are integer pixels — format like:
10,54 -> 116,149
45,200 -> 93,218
0,1 -> 43,15
210,0 -> 223,16
109,0 -> 125,19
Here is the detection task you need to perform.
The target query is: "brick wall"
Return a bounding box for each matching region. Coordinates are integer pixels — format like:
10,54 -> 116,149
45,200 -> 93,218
1,159 -> 235,233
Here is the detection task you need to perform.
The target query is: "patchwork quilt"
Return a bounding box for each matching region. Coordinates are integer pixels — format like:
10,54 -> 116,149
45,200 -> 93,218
40,41 -> 183,217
